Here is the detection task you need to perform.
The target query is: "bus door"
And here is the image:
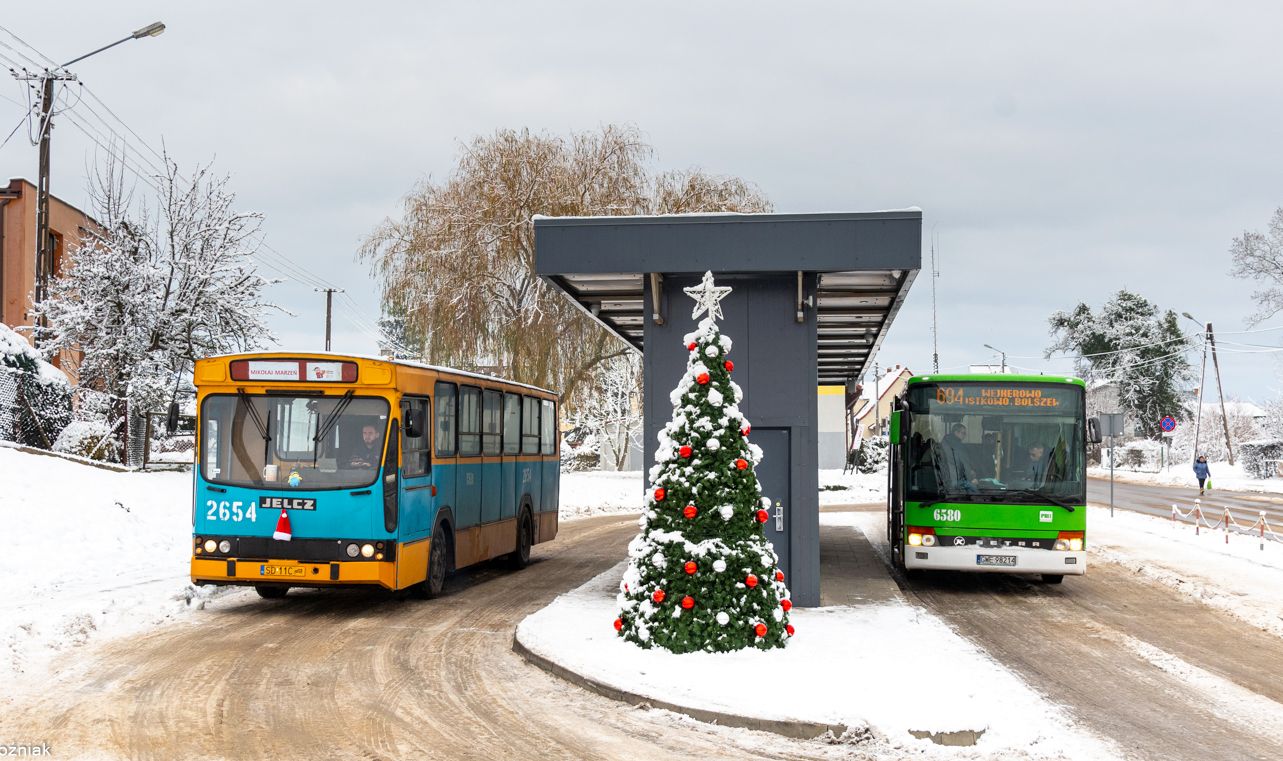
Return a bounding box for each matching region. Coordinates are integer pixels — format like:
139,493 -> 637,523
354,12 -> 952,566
501,392 -> 521,520
399,396 -> 432,537
521,395 -> 543,512
480,390 -> 502,524
456,385 -> 483,529
433,382 -> 458,529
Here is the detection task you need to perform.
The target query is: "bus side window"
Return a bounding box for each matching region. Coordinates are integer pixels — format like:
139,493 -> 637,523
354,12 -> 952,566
540,399 -> 556,456
435,382 -> 457,457
482,390 -> 502,456
522,396 -> 540,455
459,386 -> 481,456
503,393 -> 521,455
402,397 -> 430,477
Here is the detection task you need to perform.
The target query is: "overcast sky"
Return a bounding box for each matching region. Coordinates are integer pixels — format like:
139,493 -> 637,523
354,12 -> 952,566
4,2 -> 1282,411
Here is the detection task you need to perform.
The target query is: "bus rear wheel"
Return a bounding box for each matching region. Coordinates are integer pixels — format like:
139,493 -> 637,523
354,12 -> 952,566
416,528 -> 451,599
1042,574 -> 1064,584
255,585 -> 288,599
508,511 -> 533,570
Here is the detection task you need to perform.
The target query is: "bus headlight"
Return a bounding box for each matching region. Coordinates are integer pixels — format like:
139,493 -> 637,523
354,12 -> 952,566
361,543 -> 375,558
1068,537 -> 1084,552
204,539 -> 218,554
218,540 -> 231,554
1054,539 -> 1069,551
346,543 -> 360,558
908,533 -> 923,546
922,534 -> 938,547
1055,531 -> 1085,552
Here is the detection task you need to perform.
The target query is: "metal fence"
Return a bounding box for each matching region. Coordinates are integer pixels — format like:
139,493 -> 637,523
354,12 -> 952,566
142,411 -> 196,468
0,367 -> 149,467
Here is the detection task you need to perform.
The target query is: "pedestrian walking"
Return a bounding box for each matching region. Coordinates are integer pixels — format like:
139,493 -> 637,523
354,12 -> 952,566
1193,455 -> 1211,495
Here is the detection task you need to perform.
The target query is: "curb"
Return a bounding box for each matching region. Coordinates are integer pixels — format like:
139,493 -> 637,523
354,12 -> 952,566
511,633 -> 853,741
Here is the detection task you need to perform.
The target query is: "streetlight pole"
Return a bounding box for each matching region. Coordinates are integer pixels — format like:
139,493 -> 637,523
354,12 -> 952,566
983,343 -> 1006,373
10,21 -> 165,346
1183,312 -> 1233,465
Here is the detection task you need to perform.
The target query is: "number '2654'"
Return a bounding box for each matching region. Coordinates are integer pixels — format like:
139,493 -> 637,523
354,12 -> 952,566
206,500 -> 258,523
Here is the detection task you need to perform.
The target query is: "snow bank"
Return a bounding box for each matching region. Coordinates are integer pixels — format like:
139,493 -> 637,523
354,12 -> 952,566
0,447 -> 248,690
819,467 -> 887,505
517,555 -> 1112,758
1089,461 -> 1283,494
1087,506 -> 1283,638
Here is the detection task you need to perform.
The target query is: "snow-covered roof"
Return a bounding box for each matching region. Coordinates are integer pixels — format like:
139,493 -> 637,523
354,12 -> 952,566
852,365 -> 911,419
0,323 -> 68,386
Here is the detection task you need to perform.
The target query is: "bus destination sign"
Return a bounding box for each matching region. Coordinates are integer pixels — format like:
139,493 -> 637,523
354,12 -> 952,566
934,385 -> 1067,409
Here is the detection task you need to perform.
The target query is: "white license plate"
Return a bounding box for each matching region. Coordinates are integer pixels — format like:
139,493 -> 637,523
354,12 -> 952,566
977,554 -> 1017,567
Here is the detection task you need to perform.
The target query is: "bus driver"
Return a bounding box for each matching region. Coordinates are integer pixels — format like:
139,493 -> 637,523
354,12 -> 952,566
347,424 -> 382,468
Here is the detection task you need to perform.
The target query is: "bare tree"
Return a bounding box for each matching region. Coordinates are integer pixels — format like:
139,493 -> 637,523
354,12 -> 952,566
575,352 -> 644,470
1230,207 -> 1283,325
360,124 -> 770,407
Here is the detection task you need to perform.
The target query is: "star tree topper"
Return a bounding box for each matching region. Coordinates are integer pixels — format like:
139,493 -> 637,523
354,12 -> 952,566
683,271 -> 733,321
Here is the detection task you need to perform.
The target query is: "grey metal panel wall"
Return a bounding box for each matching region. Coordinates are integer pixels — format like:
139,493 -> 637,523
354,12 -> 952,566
643,273 -> 821,606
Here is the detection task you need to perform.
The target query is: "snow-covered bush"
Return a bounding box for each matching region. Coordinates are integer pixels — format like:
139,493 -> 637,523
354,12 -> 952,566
853,437 -> 888,474
1102,439 -> 1163,472
0,324 -> 71,448
1239,439 -> 1283,480
53,420 -> 122,463
559,427 -> 601,472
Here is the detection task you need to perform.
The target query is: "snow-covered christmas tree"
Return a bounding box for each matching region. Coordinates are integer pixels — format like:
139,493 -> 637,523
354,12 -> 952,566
614,272 -> 793,654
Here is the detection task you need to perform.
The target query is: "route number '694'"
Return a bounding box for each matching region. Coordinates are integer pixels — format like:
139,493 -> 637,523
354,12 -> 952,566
205,500 -> 258,523
933,508 -> 961,522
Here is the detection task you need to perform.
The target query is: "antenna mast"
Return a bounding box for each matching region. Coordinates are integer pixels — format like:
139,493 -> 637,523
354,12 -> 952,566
930,230 -> 940,372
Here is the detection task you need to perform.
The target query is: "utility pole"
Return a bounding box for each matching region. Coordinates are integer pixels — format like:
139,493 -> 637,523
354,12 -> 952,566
316,287 -> 344,351
1192,324 -> 1209,465
930,231 -> 940,373
9,22 -> 165,347
873,363 -> 880,435
1207,322 -> 1234,465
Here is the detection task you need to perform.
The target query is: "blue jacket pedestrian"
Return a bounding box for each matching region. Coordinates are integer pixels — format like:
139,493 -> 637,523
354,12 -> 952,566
1193,456 -> 1210,494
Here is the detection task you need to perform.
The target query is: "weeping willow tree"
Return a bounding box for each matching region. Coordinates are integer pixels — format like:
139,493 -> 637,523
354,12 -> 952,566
360,124 -> 771,408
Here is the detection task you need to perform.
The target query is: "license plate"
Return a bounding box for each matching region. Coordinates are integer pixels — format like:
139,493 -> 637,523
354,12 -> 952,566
259,564 -> 306,577
977,554 -> 1017,567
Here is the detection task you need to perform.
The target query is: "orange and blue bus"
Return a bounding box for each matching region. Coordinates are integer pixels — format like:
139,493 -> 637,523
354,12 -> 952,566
190,352 -> 559,598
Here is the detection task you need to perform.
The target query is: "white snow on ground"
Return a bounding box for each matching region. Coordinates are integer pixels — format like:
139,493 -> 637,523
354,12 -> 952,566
0,447 -> 249,692
517,556 -> 1115,760
1087,506 -> 1283,638
818,467 -> 887,505
1089,461 -> 1283,494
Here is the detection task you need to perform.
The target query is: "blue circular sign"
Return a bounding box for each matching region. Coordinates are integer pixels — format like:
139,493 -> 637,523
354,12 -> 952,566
1160,415 -> 1176,432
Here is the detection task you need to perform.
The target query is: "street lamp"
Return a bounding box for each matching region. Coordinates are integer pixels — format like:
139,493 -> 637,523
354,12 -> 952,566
17,21 -> 164,345
983,343 -> 1006,373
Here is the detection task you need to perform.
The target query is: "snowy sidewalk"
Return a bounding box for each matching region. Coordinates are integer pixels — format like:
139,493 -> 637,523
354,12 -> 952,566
515,516 -> 1113,758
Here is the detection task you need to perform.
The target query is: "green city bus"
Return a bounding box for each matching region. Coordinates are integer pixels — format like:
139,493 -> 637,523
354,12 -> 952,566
886,374 -> 1101,583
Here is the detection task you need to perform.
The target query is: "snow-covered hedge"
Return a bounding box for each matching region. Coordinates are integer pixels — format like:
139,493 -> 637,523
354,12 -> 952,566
0,324 -> 71,448
1238,439 -> 1283,480
1102,439 -> 1164,472
853,437 -> 888,474
53,420 -> 122,463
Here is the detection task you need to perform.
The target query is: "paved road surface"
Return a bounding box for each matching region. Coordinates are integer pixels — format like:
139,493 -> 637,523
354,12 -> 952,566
1087,475 -> 1283,528
0,516 -> 868,761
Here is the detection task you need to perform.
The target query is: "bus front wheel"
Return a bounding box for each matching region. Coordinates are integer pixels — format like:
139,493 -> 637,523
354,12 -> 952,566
417,529 -> 451,599
1042,574 -> 1064,584
255,585 -> 288,599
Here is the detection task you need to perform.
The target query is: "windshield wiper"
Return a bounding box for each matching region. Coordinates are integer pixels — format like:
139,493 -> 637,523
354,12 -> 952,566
1009,489 -> 1076,512
313,390 -> 356,450
236,389 -> 270,443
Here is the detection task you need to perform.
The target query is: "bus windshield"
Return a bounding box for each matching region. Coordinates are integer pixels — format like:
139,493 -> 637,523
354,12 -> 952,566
904,382 -> 1086,506
200,393 -> 390,490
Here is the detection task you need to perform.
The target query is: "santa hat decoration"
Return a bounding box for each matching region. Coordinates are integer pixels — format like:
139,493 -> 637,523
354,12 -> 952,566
273,509 -> 292,541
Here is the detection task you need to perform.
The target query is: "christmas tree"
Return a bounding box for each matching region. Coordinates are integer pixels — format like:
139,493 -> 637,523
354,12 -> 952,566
614,272 -> 793,654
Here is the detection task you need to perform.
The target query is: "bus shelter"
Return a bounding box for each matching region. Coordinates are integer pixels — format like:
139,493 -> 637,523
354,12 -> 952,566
534,211 -> 921,606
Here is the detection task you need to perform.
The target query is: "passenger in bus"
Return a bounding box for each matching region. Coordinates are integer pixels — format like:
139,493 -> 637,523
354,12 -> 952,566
1019,442 -> 1048,486
941,423 -> 978,491
347,424 -> 382,468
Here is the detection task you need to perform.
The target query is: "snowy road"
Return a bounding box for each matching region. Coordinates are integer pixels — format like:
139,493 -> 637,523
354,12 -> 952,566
1087,476 -> 1283,528
848,506 -> 1283,761
0,515 -> 874,761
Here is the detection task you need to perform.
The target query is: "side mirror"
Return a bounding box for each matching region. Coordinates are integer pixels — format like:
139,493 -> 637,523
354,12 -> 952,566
166,401 -> 180,435
1086,417 -> 1103,444
404,409 -> 426,439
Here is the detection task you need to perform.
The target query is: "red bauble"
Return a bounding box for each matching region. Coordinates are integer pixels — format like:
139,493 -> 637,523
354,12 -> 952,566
696,372 -> 710,385
754,623 -> 768,637
681,595 -> 695,610
679,445 -> 693,458
756,509 -> 769,523
735,458 -> 749,470
745,574 -> 758,588
684,561 -> 697,575
781,599 -> 792,612
687,341 -> 697,351
786,624 -> 795,637
683,504 -> 698,519
652,589 -> 666,603
741,425 -> 751,437
614,618 -> 623,632
654,488 -> 666,501
775,570 -> 785,582
724,360 -> 734,372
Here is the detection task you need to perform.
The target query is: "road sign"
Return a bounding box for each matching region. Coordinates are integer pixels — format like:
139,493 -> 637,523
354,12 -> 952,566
1100,413 -> 1125,438
1160,415 -> 1177,432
